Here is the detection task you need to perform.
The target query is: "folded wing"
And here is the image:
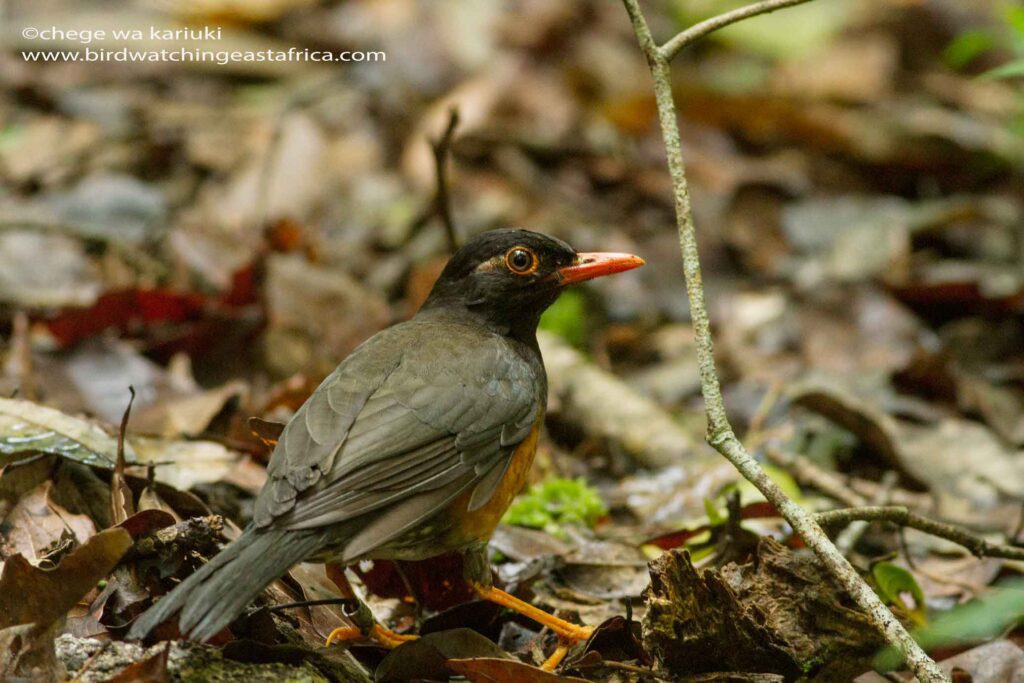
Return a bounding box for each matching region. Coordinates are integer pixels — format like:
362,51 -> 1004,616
252,321 -> 541,561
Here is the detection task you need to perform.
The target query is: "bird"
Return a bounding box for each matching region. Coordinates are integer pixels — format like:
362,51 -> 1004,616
128,228 -> 644,669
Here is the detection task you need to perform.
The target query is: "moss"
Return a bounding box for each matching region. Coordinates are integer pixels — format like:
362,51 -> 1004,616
55,635 -> 332,683
170,643 -> 329,683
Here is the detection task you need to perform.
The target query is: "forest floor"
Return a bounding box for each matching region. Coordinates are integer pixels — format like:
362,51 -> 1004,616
1,0 -> 1024,680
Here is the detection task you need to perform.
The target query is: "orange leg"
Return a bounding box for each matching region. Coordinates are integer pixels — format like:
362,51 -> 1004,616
323,563 -> 417,649
471,583 -> 593,643
541,641 -> 571,671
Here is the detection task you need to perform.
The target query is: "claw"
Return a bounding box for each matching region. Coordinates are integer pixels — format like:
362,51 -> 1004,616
325,626 -> 361,646
325,623 -> 417,649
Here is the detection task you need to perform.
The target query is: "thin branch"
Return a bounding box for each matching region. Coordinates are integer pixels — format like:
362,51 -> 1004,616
7,312 -> 34,402
264,598 -> 352,613
766,447 -> 866,507
619,1 -> 946,680
660,0 -> 817,62
430,107 -> 461,253
817,506 -> 1024,562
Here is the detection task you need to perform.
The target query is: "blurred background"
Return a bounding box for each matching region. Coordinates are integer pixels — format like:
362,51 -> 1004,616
2,0 -> 1024,678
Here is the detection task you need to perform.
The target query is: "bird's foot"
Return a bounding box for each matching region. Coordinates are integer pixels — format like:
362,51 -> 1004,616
324,595 -> 417,649
471,583 -> 593,670
325,623 -> 417,649
472,583 -> 593,642
541,641 -> 572,671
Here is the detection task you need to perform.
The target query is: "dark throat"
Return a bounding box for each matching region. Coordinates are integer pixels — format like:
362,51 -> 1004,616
417,291 -> 551,354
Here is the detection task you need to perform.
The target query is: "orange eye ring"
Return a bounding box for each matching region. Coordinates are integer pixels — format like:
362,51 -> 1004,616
504,246 -> 538,275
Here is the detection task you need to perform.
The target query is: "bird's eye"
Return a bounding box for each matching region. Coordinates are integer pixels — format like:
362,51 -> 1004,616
505,246 -> 538,275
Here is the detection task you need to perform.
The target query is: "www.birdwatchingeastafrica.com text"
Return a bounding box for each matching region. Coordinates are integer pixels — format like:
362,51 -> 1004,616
21,47 -> 386,65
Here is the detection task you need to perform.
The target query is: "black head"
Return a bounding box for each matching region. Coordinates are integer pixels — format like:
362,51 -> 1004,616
419,228 -> 644,342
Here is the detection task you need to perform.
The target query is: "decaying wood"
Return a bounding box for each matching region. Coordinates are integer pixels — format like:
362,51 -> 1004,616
127,515 -> 225,564
643,538 -> 885,680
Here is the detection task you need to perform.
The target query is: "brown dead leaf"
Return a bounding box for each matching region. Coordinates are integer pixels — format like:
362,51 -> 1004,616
0,398 -> 241,491
790,381 -> 1024,522
0,457 -> 53,519
106,644 -> 170,683
1,481 -> 95,565
117,509 -> 178,540
64,582 -> 111,639
489,525 -> 573,563
900,418 -> 1024,517
448,657 -> 589,682
401,65 -> 515,189
910,554 -> 1002,600
375,629 -> 514,683
286,563 -> 350,643
128,437 -> 240,492
137,486 -> 182,522
0,528 -> 131,680
936,639 -> 1024,683
771,34 -> 897,103
111,388 -> 136,527
248,417 -> 285,449
263,253 -> 391,377
131,380 -> 246,438
0,527 -> 132,630
572,615 -> 649,671
220,456 -> 269,496
956,374 -> 1024,447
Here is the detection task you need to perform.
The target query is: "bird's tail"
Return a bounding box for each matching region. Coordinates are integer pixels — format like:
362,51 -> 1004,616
128,527 -> 321,642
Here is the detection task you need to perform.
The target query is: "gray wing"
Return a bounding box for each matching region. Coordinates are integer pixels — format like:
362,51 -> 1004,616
252,320 -> 541,560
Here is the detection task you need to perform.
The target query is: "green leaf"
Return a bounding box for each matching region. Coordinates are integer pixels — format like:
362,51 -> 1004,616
502,477 -> 608,538
980,59 -> 1024,81
0,397 -> 237,490
539,289 -> 588,349
0,397 -> 129,468
872,562 -> 927,627
1006,5 -> 1024,39
704,497 -> 725,525
943,30 -> 998,69
730,463 -> 804,506
875,580 -> 1024,670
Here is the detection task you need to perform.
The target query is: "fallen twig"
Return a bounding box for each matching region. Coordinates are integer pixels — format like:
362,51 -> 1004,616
816,506 -> 1024,562
430,107 -> 461,253
539,331 -> 715,470
619,1 -> 946,679
5,311 -> 34,401
766,448 -> 932,510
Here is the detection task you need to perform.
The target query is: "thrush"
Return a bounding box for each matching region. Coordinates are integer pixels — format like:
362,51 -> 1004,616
129,228 -> 644,669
